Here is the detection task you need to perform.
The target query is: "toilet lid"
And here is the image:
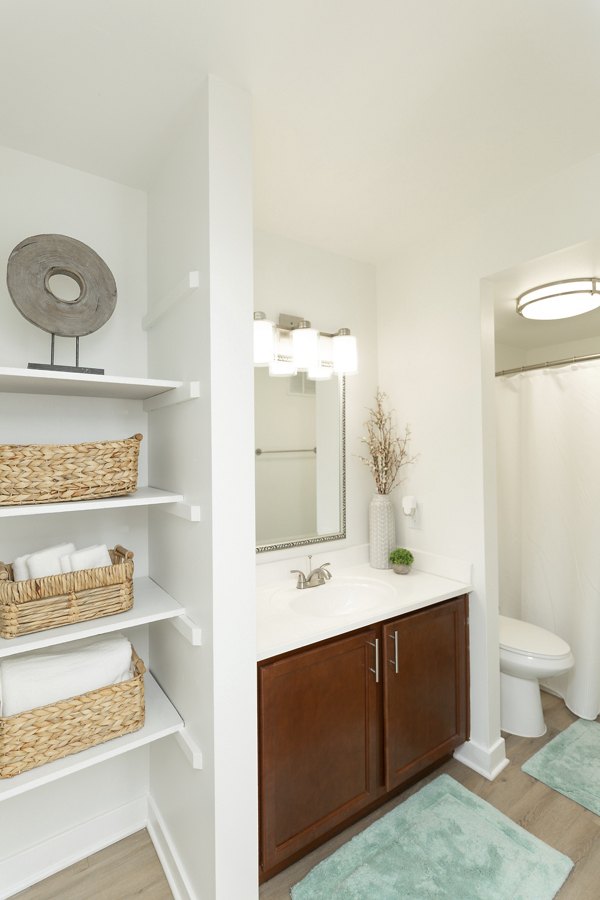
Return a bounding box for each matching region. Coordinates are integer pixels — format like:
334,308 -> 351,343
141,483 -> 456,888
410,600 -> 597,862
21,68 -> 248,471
499,615 -> 572,660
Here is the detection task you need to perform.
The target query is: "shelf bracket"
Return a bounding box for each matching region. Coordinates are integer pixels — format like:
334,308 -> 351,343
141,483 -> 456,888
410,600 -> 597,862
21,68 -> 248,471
174,729 -> 203,769
170,614 -> 202,646
166,502 -> 201,522
143,381 -> 200,412
142,271 -> 201,331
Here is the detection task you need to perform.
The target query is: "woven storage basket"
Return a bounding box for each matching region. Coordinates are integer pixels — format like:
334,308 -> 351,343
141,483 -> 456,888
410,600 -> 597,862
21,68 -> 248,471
0,546 -> 134,639
0,433 -> 142,506
0,648 -> 145,778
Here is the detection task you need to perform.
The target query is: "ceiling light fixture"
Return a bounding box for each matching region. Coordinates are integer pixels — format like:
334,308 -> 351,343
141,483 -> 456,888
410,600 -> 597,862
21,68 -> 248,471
516,278 -> 600,321
253,312 -> 358,379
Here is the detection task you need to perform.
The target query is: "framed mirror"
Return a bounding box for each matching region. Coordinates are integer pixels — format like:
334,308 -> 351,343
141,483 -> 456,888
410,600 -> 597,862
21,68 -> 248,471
255,370 -> 346,552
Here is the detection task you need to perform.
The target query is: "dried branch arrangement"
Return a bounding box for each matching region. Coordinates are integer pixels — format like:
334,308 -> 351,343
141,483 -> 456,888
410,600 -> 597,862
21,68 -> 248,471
359,390 -> 416,495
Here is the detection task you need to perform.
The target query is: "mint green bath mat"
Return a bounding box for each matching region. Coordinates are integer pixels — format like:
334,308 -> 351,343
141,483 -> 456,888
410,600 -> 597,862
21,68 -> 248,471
291,774 -> 572,899
523,718 -> 600,815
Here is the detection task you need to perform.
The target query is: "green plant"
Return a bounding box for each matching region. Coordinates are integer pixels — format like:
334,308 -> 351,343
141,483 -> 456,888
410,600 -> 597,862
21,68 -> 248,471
389,547 -> 414,567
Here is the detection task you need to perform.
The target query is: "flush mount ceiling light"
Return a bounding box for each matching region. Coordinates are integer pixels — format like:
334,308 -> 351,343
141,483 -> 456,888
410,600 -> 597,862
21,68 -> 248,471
516,278 -> 600,321
253,312 -> 358,379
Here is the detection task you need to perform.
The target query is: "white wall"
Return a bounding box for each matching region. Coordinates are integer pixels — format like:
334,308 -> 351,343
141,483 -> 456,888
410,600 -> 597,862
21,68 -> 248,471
377,150 -> 600,777
254,231 -> 378,566
0,147 -> 151,892
0,145 -> 147,376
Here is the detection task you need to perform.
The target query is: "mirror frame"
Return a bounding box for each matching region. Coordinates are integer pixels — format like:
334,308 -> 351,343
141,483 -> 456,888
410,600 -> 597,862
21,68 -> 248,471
256,376 -> 346,553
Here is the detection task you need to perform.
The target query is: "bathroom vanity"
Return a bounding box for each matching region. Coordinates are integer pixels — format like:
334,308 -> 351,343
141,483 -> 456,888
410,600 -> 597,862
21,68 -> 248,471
257,570 -> 470,880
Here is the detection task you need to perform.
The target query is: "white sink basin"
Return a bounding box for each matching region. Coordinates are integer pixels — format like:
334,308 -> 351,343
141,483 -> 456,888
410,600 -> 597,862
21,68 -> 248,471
270,576 -> 395,619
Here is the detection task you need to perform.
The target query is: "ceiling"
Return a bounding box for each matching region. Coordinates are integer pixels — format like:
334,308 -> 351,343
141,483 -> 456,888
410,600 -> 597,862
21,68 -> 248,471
2,1 -> 600,262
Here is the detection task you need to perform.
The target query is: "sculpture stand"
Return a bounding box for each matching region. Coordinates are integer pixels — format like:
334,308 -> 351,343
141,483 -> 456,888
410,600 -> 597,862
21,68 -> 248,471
27,334 -> 104,375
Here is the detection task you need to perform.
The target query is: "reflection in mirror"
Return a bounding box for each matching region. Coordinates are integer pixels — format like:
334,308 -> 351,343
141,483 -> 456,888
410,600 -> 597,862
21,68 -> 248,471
255,370 -> 345,552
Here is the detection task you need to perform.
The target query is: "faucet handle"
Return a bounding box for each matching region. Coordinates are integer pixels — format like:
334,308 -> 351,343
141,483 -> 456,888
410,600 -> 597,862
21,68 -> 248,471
290,569 -> 307,588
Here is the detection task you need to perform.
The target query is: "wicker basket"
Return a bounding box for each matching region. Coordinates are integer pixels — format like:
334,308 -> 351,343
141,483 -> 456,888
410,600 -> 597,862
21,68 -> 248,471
0,648 -> 145,778
0,433 -> 143,506
0,546 -> 134,639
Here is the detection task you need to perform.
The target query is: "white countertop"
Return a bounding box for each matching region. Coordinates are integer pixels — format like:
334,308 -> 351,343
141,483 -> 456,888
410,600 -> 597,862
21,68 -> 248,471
257,562 -> 472,661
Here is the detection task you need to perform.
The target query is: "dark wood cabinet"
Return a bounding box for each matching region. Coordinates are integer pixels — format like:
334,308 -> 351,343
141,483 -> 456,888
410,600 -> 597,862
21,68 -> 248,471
382,596 -> 468,790
258,627 -> 380,875
258,595 -> 469,881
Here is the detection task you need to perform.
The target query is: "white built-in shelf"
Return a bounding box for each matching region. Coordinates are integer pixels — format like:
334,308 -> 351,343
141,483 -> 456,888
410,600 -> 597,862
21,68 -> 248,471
0,486 -> 184,519
0,366 -> 182,401
0,674 -> 184,802
0,577 -> 184,658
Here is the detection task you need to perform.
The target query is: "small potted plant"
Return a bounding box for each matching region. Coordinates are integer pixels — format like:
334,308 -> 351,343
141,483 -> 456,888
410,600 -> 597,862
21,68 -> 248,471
389,547 -> 414,575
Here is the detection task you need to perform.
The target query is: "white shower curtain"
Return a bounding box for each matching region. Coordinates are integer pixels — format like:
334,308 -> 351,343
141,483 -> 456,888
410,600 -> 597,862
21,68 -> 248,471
496,363 -> 600,720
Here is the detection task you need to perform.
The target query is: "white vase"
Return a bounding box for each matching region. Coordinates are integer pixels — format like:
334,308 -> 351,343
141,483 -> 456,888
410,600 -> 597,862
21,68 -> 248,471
369,493 -> 396,569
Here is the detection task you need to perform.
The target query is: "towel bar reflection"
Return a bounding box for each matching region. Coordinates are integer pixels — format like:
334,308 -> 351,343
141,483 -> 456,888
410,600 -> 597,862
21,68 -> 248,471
255,447 -> 317,455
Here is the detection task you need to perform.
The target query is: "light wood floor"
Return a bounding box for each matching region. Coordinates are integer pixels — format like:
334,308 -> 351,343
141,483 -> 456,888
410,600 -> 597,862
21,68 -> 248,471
14,829 -> 173,900
13,693 -> 600,899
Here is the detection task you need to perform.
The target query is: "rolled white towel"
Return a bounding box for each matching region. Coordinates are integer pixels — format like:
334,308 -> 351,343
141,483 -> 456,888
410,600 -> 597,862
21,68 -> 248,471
69,544 -> 113,572
60,554 -> 73,574
25,543 -> 76,580
0,633 -> 134,717
12,554 -> 31,582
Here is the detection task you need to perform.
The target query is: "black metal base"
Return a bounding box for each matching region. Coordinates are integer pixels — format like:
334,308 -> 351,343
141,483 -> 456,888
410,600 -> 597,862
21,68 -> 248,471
28,362 -> 105,375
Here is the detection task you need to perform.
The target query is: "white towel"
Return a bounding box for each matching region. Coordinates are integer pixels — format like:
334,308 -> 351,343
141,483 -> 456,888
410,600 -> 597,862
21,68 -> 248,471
25,543 -> 76,580
0,634 -> 134,717
60,554 -> 73,574
12,554 -> 31,582
69,544 -> 112,572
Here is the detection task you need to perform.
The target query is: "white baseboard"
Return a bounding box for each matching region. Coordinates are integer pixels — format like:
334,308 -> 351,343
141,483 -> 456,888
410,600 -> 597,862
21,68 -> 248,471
0,796 -> 148,900
453,736 -> 509,781
147,796 -> 196,900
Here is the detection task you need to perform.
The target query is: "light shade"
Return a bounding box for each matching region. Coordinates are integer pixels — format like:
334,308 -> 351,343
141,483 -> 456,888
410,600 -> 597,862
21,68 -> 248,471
308,335 -> 334,381
333,328 -> 358,374
517,279 -> 600,321
253,311 -> 275,365
269,330 -> 297,377
291,320 -> 319,371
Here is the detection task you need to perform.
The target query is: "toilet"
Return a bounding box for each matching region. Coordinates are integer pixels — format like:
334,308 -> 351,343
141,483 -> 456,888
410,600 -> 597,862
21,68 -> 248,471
499,615 -> 574,738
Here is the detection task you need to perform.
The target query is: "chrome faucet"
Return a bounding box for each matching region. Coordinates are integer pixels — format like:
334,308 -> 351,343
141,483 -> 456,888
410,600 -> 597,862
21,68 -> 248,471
290,555 -> 333,590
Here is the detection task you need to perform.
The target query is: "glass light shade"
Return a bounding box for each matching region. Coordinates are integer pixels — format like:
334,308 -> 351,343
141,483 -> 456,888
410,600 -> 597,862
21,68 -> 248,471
517,280 -> 600,321
291,321 -> 319,371
332,329 -> 358,374
308,335 -> 334,380
269,330 -> 297,377
253,312 -> 275,365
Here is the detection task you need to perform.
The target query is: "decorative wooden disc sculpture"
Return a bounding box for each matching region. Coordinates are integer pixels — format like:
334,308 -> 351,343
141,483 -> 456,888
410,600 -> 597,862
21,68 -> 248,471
6,233 -> 117,374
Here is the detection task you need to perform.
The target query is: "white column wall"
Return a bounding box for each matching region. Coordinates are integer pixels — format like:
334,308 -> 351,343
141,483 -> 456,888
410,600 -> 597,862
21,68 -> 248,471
377,150 -> 600,777
147,76 -> 257,899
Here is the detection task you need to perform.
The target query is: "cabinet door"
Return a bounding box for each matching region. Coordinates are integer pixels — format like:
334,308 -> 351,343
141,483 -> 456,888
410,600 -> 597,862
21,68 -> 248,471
259,627 -> 380,878
383,596 -> 468,790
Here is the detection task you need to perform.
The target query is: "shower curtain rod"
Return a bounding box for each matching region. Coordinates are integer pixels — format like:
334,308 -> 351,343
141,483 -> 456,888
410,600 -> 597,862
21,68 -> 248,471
495,351 -> 600,377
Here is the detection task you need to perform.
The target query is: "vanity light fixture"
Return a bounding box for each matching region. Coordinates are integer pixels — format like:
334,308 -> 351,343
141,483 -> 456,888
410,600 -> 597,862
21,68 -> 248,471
253,311 -> 359,379
253,311 -> 275,365
332,328 -> 358,375
291,319 -> 319,371
269,329 -> 297,377
516,278 -> 600,321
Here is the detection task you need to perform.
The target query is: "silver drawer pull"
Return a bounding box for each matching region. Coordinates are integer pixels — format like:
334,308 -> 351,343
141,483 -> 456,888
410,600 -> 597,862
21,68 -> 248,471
388,630 -> 399,674
368,638 -> 380,682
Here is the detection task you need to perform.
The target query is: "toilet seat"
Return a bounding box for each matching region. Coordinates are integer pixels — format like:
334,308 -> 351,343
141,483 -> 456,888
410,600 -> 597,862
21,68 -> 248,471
499,615 -> 571,661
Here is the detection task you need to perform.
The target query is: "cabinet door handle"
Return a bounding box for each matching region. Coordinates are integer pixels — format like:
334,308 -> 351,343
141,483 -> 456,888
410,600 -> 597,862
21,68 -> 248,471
367,638 -> 380,682
388,630 -> 399,674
